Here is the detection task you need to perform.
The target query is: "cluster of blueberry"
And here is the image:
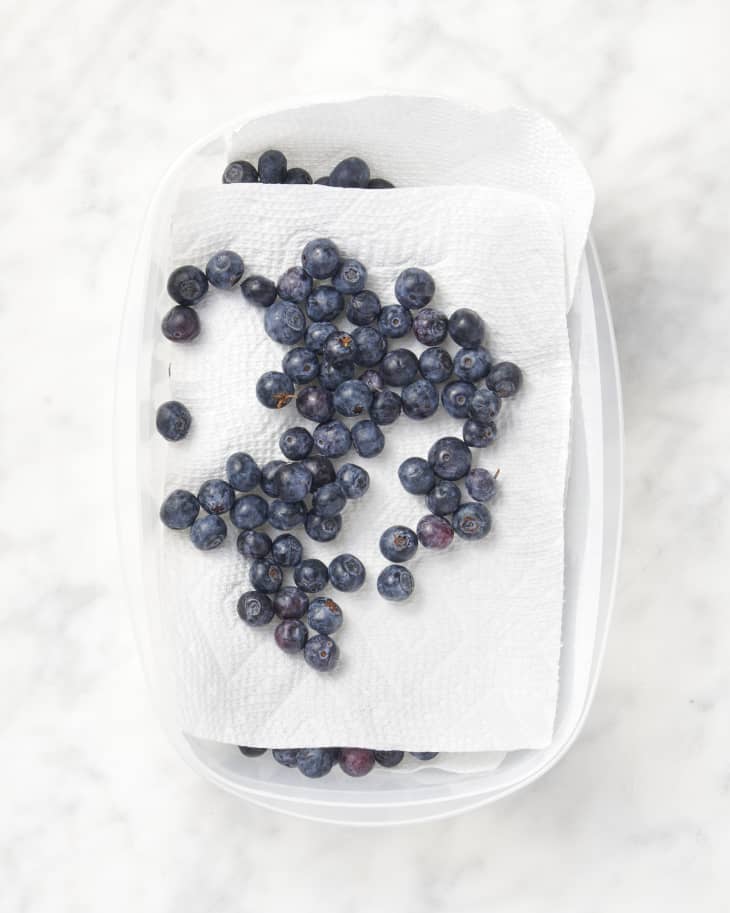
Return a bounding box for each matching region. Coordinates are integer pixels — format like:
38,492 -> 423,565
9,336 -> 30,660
222,149 -> 393,189
237,745 -> 438,779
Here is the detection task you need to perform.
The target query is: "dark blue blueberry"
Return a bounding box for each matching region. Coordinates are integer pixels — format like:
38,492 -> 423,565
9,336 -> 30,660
296,747 -> 337,778
377,564 -> 415,601
419,347 -> 453,383
374,750 -> 404,767
428,436 -> 472,480
410,752 -> 439,761
486,361 -> 523,397
307,596 -> 344,634
279,426 -> 314,460
238,747 -> 267,757
370,389 -> 402,425
268,499 -> 307,530
294,559 -> 329,593
296,386 -> 335,423
304,633 -> 340,672
378,304 -> 412,338
359,367 -> 386,393
256,371 -> 295,409
333,259 -> 367,295
468,387 -> 502,423
306,321 -> 338,354
274,618 -> 308,653
465,467 -> 497,502
285,167 -> 312,184
306,285 -> 344,321
167,265 -> 208,305
441,380 -> 476,419
416,513 -> 454,550
250,557 -> 283,593
156,400 -> 191,441
271,533 -> 303,567
394,267 -> 435,310
381,349 -> 419,386
301,237 -> 340,279
273,586 -> 309,619
313,420 -> 352,458
329,156 -> 370,188
197,479 -> 235,515
272,748 -> 300,768
241,275 -> 277,307
352,326 -> 387,366
190,514 -> 227,550
160,490 -> 199,529
237,529 -> 272,559
323,330 -> 356,366
398,457 -> 435,495
282,348 -> 320,385
305,511 -> 342,542
379,526 -> 418,562
205,250 -> 244,289
314,176 -> 330,185
452,502 -> 492,540
426,480 -> 461,516
413,307 -> 448,345
226,452 -> 261,492
161,305 -> 200,342
265,300 -> 307,344
335,463 -> 370,499
351,419 -> 385,458
275,462 -> 313,502
230,494 -> 269,530
339,748 -> 375,777
401,379 -> 439,420
312,481 -> 347,517
276,267 -> 313,305
346,289 -> 381,326
222,160 -> 258,183
319,359 -> 355,391
463,419 -> 497,447
333,379 -> 373,417
237,591 -> 275,627
260,459 -> 285,497
300,455 -> 336,490
258,149 -> 287,183
368,178 -> 394,189
328,554 -> 365,592
448,308 -> 485,347
453,347 -> 492,383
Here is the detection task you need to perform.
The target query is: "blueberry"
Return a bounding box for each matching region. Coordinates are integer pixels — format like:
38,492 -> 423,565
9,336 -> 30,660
346,289 -> 381,326
319,359 -> 355,391
274,618 -> 308,653
381,349 -> 419,386
238,747 -> 267,757
311,481 -> 347,517
323,330 -> 356,366
428,436 -> 472,480
190,514 -> 227,550
306,285 -> 344,321
334,379 -> 373,417
452,502 -> 492,540
413,307 -> 448,345
352,326 -> 387,366
167,265 -> 208,305
374,750 -> 404,767
307,596 -> 344,634
241,275 -> 277,307
426,480 -> 461,516
272,748 -> 300,768
273,586 -> 309,619
258,149 -> 287,183
463,419 -> 497,447
368,178 -> 394,189
453,347 -> 492,383
394,267 -> 435,310
303,633 -> 340,671
328,554 -> 365,592
333,259 -> 367,295
268,499 -> 307,530
276,267 -> 313,305
256,371 -> 295,409
417,514 -> 454,550
230,494 -> 269,530
305,511 -> 342,542
401,379 -> 439,420
468,387 -> 501,423
282,348 -> 320,385
305,321 -> 338,354
441,380 -> 476,419
300,455 -> 336,490
279,426 -> 314,460
265,300 -> 307,344
285,167 -> 312,184
339,748 -> 375,777
370,390 -> 402,425
296,747 -> 337,778
359,368 -> 386,393
161,306 -> 200,342
486,361 -> 523,397
314,176 -> 330,186
237,591 -> 275,627
378,304 -> 412,338
465,467 -> 497,502
226,452 -> 261,491
329,156 -> 370,188
250,557 -> 283,593
156,401 -> 191,442
448,308 -> 485,347
379,526 -> 418,562
296,386 -> 335,423
237,529 -> 272,559
294,559 -> 329,593
312,421 -> 350,459
419,347 -> 453,383
197,479 -> 235,515
160,490 -> 200,529
336,463 -> 370,499
351,419 -> 385,458
222,160 -> 258,183
302,237 -> 340,279
398,457 -> 435,495
260,459 -> 285,497
205,250 -> 244,289
410,752 -> 439,761
275,462 -> 313,502
377,564 -> 415,601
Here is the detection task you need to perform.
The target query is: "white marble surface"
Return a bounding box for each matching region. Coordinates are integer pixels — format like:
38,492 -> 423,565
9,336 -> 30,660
2,0 -> 730,910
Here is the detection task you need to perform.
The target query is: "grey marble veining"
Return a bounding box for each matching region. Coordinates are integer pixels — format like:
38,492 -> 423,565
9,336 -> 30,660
2,0 -> 730,910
